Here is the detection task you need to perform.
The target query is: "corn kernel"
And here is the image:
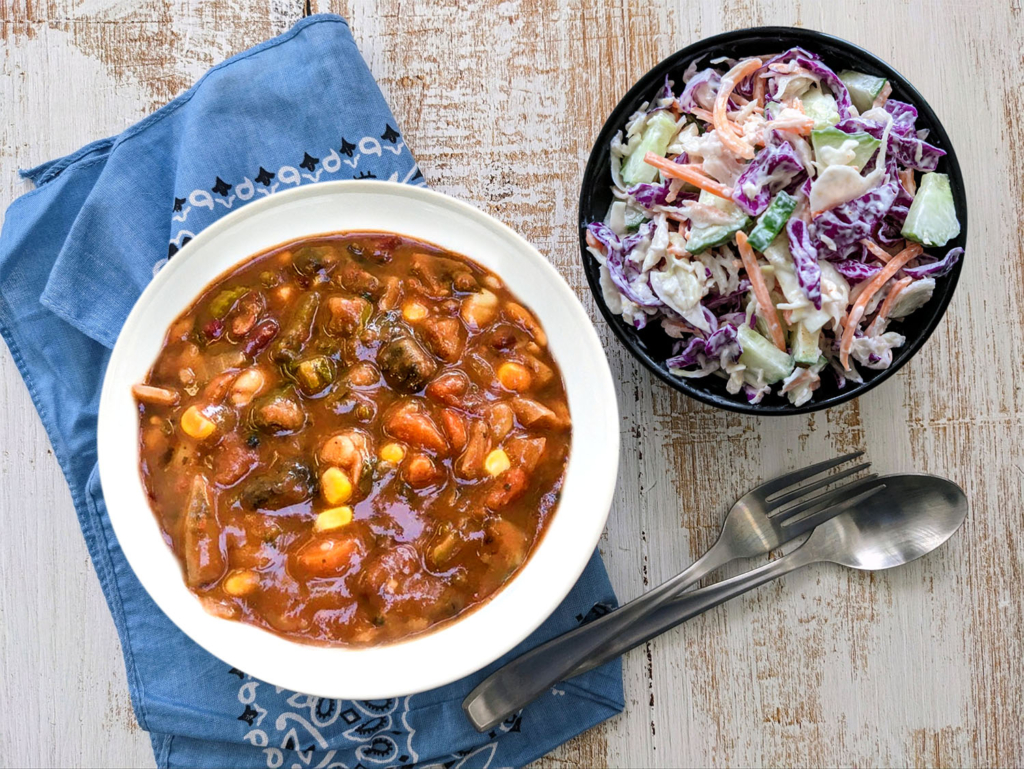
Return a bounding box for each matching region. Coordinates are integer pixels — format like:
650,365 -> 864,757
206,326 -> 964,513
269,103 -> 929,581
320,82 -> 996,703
380,442 -> 406,464
497,361 -> 532,391
314,506 -> 354,532
222,569 -> 260,597
180,405 -> 216,440
484,448 -> 511,477
402,301 -> 428,322
321,467 -> 353,505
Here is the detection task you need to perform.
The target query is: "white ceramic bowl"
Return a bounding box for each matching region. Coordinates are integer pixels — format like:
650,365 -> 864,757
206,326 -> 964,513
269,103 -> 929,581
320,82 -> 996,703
98,181 -> 620,699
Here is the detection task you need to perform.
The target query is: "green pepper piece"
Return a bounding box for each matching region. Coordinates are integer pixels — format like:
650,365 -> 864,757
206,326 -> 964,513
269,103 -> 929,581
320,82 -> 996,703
291,355 -> 336,395
747,191 -> 798,252
270,292 -> 320,363
208,286 -> 250,319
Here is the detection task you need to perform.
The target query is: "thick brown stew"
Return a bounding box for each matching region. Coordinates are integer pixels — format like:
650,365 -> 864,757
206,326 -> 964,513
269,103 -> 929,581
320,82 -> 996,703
134,233 -> 570,646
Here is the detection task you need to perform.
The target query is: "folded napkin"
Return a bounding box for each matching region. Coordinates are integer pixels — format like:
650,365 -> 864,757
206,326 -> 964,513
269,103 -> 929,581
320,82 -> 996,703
0,14 -> 622,768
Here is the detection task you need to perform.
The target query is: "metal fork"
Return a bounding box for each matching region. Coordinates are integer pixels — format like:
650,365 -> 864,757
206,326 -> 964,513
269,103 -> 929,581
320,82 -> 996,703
463,451 -> 883,731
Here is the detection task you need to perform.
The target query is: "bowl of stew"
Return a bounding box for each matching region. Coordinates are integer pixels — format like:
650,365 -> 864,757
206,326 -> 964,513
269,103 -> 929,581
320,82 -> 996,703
98,181 -> 620,698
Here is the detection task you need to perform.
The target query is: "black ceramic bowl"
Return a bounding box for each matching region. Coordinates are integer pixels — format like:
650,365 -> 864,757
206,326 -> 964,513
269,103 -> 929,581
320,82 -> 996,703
578,27 -> 966,415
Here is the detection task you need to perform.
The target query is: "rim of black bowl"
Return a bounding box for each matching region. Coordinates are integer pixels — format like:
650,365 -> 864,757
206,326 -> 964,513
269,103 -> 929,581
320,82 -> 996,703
578,26 -> 967,416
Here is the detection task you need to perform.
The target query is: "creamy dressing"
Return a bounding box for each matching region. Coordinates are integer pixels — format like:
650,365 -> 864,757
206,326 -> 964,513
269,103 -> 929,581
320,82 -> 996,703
650,253 -> 709,321
816,138 -> 862,168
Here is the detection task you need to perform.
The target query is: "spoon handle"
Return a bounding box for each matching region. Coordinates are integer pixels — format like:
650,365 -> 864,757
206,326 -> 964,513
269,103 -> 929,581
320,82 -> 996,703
463,544 -> 818,731
461,537 -> 733,732
563,543 -> 820,679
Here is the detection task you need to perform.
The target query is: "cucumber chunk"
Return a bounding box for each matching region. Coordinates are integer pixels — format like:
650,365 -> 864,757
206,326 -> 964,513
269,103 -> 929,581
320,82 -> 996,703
791,322 -> 821,365
685,190 -> 750,254
624,205 -> 647,232
738,325 -> 795,385
621,112 -> 680,185
838,70 -> 888,114
800,85 -> 840,129
901,172 -> 960,247
747,191 -> 797,252
811,127 -> 881,171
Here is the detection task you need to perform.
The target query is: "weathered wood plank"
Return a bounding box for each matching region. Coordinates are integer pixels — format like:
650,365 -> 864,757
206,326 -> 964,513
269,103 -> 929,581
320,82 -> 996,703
1,0 -> 1021,767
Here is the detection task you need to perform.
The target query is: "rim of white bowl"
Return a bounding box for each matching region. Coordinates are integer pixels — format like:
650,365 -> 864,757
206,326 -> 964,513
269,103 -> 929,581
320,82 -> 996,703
97,180 -> 620,699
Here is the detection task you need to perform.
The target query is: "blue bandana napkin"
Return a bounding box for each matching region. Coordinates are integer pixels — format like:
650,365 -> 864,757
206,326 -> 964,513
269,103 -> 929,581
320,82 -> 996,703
0,14 -> 622,769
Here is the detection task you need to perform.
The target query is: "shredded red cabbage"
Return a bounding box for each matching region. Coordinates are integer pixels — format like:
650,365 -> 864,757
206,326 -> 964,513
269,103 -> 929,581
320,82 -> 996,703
789,54 -> 853,118
678,69 -> 721,112
813,181 -> 899,259
787,218 -> 823,309
666,336 -> 707,368
732,139 -> 805,216
665,324 -> 739,371
837,107 -> 945,173
586,221 -> 622,255
678,68 -> 743,113
705,324 -> 739,357
628,182 -> 672,208
705,279 -> 752,310
833,259 -> 881,282
586,221 -> 663,309
903,247 -> 963,279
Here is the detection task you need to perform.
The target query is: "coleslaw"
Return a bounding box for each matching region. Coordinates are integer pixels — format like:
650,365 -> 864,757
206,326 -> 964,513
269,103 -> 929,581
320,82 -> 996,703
585,47 -> 962,406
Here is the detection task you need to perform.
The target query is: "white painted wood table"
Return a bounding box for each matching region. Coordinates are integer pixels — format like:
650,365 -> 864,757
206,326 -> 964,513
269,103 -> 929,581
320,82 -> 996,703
1,1 -> 1021,767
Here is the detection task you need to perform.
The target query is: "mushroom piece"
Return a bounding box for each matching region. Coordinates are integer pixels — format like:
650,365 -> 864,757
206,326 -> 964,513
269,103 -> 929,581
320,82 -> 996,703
377,336 -> 438,393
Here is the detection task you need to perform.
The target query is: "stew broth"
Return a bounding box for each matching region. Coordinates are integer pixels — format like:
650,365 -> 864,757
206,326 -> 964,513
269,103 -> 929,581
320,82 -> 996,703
134,232 -> 570,646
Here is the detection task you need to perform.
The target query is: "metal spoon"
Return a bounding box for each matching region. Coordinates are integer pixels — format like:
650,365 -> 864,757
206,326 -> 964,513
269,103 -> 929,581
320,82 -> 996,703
464,473 -> 968,731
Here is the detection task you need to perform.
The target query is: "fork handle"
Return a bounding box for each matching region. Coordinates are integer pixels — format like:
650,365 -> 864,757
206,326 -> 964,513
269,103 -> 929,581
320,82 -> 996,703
562,543 -> 820,679
462,538 -> 732,732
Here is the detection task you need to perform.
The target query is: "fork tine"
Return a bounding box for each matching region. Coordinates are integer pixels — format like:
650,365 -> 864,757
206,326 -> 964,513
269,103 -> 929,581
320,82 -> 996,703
759,451 -> 865,499
768,462 -> 871,511
775,474 -> 880,525
779,482 -> 887,539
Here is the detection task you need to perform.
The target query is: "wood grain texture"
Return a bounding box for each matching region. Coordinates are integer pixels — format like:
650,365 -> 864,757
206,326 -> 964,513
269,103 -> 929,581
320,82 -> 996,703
0,1 -> 1020,767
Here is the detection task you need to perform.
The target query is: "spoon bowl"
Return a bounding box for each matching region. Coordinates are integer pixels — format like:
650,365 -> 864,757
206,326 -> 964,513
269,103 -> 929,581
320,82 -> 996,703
808,474 -> 968,571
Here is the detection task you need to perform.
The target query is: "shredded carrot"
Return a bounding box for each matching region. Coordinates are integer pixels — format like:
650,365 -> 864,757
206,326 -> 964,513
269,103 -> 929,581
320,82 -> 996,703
753,76 -> 766,108
839,243 -> 924,369
677,201 -> 737,225
736,231 -> 787,352
667,239 -> 689,257
899,168 -> 917,196
690,107 -> 745,137
781,367 -> 819,395
866,276 -> 913,336
585,230 -> 603,252
770,101 -> 815,136
774,115 -> 815,136
661,210 -> 691,225
873,81 -> 893,109
643,153 -> 734,200
861,239 -> 893,263
789,119 -> 815,136
713,58 -> 762,160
